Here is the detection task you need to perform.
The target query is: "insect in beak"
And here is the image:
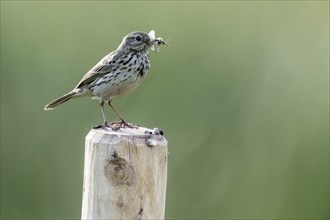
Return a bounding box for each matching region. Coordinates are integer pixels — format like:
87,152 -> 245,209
148,30 -> 167,52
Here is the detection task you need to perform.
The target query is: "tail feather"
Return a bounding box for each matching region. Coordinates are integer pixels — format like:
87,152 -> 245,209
44,91 -> 78,110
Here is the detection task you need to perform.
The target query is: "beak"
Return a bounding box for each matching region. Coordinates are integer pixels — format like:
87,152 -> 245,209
146,38 -> 153,47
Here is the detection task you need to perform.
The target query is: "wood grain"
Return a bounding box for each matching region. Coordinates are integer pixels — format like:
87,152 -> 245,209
81,127 -> 168,220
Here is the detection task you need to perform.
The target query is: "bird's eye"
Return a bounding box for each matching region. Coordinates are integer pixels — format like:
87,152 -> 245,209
135,35 -> 142,41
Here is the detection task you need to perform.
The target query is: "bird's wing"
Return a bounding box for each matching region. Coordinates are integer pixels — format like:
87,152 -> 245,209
75,51 -> 120,88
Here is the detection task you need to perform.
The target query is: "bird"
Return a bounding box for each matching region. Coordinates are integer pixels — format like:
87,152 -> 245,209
44,31 -> 164,129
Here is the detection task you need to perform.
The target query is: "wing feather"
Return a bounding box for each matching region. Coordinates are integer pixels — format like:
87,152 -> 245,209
75,51 -> 121,88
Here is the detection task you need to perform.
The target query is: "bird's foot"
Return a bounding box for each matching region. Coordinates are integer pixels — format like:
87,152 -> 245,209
109,120 -> 139,131
93,121 -> 111,129
93,121 -> 138,130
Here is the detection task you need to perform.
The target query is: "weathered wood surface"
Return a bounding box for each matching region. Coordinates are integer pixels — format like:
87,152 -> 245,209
81,127 -> 168,220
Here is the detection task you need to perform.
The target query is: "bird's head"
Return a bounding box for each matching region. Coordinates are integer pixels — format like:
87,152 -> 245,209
119,31 -> 152,52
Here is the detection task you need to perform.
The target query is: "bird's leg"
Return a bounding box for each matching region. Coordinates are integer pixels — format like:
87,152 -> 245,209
93,101 -> 109,129
107,101 -> 132,128
100,101 -> 109,127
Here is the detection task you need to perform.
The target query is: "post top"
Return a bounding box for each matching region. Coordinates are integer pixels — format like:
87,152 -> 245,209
86,126 -> 167,147
91,126 -> 163,136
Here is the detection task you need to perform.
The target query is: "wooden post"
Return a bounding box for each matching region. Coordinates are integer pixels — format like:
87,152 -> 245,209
81,127 -> 168,220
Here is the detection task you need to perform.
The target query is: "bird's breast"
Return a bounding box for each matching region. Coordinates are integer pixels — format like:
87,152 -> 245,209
90,52 -> 150,101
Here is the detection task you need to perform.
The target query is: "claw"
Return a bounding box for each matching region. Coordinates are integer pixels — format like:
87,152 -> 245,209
108,120 -> 139,130
93,121 -> 110,129
93,120 -> 138,130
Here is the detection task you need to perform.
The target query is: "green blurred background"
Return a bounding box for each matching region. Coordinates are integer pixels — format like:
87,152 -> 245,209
1,1 -> 329,219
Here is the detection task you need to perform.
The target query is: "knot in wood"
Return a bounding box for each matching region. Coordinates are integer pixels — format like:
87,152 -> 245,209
104,157 -> 134,186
